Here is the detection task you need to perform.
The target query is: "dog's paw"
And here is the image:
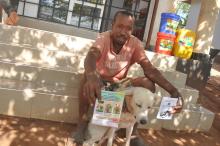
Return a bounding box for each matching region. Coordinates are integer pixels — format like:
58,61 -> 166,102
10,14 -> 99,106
130,137 -> 148,146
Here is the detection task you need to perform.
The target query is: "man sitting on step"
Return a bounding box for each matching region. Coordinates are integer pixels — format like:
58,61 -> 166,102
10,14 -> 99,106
72,10 -> 184,146
0,0 -> 19,25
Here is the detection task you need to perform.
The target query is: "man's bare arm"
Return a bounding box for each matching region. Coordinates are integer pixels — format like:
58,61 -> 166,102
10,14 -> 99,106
83,47 -> 102,104
139,58 -> 180,97
139,58 -> 183,113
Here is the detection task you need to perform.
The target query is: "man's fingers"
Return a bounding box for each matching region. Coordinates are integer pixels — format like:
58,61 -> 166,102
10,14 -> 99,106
83,85 -> 89,98
9,12 -> 19,24
174,105 -> 182,110
5,18 -> 13,25
83,85 -> 93,105
169,105 -> 183,114
88,86 -> 96,104
95,85 -> 101,100
177,97 -> 184,105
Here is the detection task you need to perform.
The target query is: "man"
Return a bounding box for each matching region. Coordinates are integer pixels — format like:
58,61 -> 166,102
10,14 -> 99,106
0,0 -> 19,25
73,11 -> 183,146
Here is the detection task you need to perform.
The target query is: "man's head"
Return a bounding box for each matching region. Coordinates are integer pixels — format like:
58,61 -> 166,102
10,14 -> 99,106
111,11 -> 134,46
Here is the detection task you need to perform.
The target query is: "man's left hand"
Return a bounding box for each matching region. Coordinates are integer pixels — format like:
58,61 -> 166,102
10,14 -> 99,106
5,11 -> 19,25
170,97 -> 184,114
170,90 -> 184,114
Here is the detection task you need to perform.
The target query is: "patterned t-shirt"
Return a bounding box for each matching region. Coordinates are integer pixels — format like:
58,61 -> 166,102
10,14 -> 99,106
92,31 -> 147,82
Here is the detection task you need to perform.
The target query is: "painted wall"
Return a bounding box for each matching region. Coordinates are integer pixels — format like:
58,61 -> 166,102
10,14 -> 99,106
194,0 -> 220,54
149,0 -> 174,48
212,12 -> 220,50
16,0 -> 155,43
185,0 -> 201,31
17,17 -> 98,40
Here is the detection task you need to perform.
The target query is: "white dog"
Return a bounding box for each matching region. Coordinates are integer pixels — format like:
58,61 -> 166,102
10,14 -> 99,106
83,87 -> 155,146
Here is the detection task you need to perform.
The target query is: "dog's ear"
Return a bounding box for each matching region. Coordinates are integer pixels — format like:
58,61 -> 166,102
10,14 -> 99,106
125,95 -> 135,114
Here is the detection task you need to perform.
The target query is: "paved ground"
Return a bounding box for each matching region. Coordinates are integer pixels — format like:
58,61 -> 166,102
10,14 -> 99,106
0,56 -> 220,146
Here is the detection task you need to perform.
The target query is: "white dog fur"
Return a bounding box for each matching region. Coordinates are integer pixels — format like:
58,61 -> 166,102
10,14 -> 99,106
83,87 -> 155,146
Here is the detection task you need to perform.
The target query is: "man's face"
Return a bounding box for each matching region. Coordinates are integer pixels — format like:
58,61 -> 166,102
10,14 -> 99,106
111,14 -> 134,46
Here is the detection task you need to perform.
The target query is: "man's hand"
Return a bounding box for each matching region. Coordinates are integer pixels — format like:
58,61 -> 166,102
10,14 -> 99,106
170,90 -> 184,114
83,71 -> 102,106
4,11 -> 19,25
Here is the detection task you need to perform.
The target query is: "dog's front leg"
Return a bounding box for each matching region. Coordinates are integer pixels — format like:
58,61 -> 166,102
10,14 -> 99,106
107,128 -> 116,146
125,122 -> 135,146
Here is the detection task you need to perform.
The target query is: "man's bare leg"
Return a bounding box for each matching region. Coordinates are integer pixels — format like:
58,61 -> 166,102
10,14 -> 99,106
72,75 -> 92,145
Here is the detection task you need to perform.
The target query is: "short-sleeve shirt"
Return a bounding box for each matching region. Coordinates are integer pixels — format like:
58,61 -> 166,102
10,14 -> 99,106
92,31 -> 146,82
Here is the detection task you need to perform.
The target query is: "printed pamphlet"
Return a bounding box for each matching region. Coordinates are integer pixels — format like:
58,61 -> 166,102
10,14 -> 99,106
91,90 -> 125,128
157,97 -> 178,120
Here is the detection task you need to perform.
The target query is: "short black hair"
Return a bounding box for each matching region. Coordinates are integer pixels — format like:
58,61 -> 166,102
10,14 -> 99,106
113,11 -> 134,22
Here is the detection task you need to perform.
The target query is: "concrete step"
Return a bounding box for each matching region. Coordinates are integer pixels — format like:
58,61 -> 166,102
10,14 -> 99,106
139,105 -> 215,131
0,78 -> 78,123
0,59 -> 83,87
0,42 -> 180,78
145,51 -> 179,70
0,24 -> 180,71
162,105 -> 215,131
0,42 -> 86,72
128,63 -> 187,88
154,85 -> 199,108
0,24 -> 93,55
0,55 -> 186,89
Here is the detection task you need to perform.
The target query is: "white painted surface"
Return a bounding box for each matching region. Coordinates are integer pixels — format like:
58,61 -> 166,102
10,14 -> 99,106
212,13 -> 220,50
185,0 -> 201,31
149,0 -> 174,48
143,0 -> 155,44
24,3 -> 39,18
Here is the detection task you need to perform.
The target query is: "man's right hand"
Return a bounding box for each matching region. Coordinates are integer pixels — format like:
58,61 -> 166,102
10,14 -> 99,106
83,71 -> 102,106
4,11 -> 19,25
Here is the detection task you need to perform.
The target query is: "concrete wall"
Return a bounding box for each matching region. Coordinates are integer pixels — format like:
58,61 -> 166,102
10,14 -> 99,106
194,0 -> 220,54
11,0 -> 220,55
17,17 -> 98,40
143,0 -> 155,44
212,12 -> 220,50
149,0 -> 174,48
148,0 -> 219,55
16,0 -> 155,44
185,0 -> 201,31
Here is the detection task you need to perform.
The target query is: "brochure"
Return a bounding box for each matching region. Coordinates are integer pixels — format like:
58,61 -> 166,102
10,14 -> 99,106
157,97 -> 178,120
91,90 -> 125,128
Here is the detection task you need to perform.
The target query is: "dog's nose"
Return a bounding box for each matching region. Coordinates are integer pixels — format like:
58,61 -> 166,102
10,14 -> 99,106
140,119 -> 147,125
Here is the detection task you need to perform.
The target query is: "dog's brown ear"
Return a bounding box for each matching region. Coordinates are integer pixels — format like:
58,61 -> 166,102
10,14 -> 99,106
125,95 -> 134,114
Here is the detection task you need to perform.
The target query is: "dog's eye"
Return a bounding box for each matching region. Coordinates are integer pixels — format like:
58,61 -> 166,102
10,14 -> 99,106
136,103 -> 142,108
148,106 -> 151,109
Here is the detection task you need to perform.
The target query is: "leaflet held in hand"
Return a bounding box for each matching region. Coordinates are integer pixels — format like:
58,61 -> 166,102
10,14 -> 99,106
91,90 -> 125,128
157,97 -> 178,120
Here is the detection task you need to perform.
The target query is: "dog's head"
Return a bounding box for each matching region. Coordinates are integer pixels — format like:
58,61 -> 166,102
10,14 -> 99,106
125,87 -> 155,125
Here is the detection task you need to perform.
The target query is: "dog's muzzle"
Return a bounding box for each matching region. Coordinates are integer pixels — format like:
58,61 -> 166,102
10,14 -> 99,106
139,119 -> 147,125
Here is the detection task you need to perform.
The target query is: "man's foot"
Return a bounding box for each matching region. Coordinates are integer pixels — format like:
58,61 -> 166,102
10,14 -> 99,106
4,11 -> 19,25
71,121 -> 90,145
130,136 -> 148,146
